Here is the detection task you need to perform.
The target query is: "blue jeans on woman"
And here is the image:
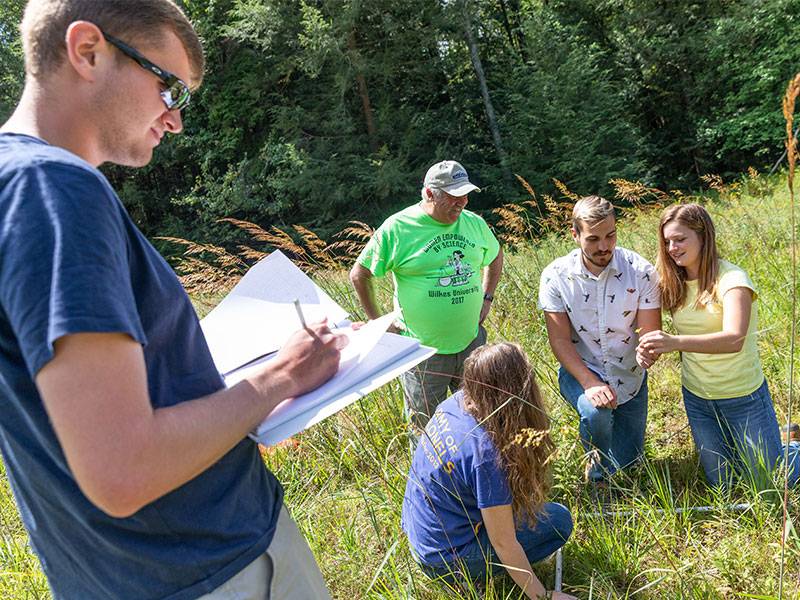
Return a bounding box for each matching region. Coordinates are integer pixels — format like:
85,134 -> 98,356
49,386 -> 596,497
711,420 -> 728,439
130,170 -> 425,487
683,379 -> 800,488
419,502 -> 573,584
558,367 -> 648,481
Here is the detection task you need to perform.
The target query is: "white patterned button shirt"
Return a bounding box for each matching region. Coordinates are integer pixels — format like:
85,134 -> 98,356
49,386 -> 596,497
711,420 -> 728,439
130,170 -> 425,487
538,247 -> 660,404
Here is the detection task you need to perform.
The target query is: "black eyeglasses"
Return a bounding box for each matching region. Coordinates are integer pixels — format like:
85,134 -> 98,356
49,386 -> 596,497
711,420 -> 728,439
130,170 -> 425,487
101,30 -> 191,112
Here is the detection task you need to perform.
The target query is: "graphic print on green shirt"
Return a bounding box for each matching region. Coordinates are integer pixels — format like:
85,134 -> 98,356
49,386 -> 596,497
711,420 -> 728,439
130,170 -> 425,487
358,204 -> 500,353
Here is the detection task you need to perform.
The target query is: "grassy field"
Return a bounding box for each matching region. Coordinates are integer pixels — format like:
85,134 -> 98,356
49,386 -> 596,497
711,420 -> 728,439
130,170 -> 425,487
1,173 -> 799,598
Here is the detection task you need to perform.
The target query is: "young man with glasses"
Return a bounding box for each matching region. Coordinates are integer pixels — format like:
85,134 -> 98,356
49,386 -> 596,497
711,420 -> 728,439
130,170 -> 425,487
0,1 -> 343,598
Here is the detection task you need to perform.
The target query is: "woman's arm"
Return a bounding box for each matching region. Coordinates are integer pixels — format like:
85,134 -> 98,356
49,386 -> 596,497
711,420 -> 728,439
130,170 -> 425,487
638,287 -> 752,355
481,505 -> 576,600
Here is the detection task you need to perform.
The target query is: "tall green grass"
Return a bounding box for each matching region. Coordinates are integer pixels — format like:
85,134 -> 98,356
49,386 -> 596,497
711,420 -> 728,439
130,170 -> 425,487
1,175 -> 798,598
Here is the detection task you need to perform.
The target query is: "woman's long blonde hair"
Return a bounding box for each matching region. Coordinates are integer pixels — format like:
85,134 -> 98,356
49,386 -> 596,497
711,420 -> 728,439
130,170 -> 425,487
656,203 -> 720,311
461,342 -> 554,527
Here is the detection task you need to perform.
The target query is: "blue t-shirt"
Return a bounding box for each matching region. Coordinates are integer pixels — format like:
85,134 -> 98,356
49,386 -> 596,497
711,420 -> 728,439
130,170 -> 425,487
0,134 -> 283,600
401,391 -> 512,565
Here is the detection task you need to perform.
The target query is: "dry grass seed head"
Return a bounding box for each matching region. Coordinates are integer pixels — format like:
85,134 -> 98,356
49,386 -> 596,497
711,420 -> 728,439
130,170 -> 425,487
783,73 -> 800,194
293,225 -> 337,270
236,246 -> 269,262
325,221 -> 375,263
553,178 -> 580,201
700,174 -> 725,193
610,178 -> 671,209
515,174 -> 538,201
493,203 -> 532,246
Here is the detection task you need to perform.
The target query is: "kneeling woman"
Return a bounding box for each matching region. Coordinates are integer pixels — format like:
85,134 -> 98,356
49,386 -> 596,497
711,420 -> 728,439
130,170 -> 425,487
638,203 -> 799,487
402,342 -> 575,600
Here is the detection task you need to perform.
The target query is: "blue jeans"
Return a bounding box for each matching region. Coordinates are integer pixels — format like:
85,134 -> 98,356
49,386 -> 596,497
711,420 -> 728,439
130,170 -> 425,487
558,367 -> 648,481
420,503 -> 573,583
683,379 -> 800,488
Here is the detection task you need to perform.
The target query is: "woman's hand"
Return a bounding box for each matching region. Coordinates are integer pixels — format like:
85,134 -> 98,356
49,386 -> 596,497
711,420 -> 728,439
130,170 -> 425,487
635,345 -> 658,369
637,329 -> 680,355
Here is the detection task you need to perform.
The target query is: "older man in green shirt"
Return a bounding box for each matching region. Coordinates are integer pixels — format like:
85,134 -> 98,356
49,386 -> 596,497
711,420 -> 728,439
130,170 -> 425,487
350,161 -> 503,429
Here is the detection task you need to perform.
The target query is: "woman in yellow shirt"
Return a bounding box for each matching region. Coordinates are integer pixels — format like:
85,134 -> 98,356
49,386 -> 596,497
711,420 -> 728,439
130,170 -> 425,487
638,203 -> 798,487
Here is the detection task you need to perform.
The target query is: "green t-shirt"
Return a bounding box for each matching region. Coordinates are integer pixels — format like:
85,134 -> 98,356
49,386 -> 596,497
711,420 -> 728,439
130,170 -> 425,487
672,260 -> 764,399
357,204 -> 500,353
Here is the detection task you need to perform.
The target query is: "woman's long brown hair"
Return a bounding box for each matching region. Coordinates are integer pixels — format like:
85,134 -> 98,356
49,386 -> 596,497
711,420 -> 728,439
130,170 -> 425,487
461,342 -> 555,528
656,203 -> 720,312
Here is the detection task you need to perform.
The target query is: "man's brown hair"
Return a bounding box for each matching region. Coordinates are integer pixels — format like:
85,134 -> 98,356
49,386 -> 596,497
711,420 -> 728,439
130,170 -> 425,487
571,195 -> 615,234
21,0 -> 204,86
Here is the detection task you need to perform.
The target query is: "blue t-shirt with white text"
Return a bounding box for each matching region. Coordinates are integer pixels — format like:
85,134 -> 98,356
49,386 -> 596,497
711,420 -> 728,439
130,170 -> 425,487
401,391 -> 512,565
0,134 -> 282,599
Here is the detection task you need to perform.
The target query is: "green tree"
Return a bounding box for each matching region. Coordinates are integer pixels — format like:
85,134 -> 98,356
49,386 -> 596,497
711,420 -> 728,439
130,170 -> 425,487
695,0 -> 800,177
501,9 -> 646,197
0,0 -> 25,122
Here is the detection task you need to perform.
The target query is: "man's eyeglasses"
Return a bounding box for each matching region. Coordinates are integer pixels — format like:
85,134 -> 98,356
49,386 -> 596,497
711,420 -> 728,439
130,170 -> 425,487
101,30 -> 191,112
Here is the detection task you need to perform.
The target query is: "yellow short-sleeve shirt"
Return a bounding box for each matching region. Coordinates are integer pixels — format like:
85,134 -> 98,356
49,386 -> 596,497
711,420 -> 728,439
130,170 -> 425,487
672,260 -> 764,399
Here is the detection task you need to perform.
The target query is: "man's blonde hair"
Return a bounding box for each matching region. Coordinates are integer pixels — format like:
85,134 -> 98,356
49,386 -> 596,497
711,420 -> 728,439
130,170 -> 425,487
571,195 -> 615,233
20,0 -> 204,85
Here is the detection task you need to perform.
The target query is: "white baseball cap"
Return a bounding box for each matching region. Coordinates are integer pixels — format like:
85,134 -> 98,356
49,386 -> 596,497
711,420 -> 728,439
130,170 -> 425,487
423,160 -> 481,196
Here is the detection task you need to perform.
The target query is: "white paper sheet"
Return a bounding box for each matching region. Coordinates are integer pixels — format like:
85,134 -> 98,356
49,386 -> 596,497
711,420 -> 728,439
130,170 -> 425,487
200,251 -> 349,375
225,312 -> 406,428
249,338 -> 436,446
200,250 -> 436,445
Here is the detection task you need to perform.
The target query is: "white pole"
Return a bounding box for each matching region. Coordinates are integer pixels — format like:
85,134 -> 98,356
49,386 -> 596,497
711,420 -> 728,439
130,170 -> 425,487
554,548 -> 563,591
584,502 -> 752,519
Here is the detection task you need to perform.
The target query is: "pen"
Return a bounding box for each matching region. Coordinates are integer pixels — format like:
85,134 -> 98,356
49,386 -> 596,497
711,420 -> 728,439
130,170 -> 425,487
294,298 -> 307,328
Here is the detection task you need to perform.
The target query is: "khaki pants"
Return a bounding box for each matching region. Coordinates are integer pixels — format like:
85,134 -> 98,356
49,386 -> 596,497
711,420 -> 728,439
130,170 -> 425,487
198,506 -> 331,600
400,326 -> 487,430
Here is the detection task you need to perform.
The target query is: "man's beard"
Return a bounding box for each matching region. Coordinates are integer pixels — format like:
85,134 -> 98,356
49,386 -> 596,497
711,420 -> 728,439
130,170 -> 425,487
583,250 -> 612,269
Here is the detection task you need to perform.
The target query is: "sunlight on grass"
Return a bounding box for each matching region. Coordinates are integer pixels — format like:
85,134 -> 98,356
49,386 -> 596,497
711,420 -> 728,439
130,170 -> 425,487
1,173 -> 798,598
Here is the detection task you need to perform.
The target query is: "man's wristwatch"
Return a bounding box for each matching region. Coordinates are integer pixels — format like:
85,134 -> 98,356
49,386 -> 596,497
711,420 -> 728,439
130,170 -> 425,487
483,292 -> 494,303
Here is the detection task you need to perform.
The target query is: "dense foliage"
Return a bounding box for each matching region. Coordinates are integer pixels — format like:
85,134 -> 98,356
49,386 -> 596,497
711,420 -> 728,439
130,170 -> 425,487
1,0 -> 799,245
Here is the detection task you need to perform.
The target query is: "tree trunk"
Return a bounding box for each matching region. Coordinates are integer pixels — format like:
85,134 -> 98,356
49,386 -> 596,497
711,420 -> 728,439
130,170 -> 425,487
347,31 -> 379,153
461,4 -> 512,182
497,0 -> 526,61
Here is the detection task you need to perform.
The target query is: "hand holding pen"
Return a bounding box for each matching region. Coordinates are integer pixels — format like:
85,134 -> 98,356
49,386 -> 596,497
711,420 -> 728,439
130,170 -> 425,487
264,300 -> 349,400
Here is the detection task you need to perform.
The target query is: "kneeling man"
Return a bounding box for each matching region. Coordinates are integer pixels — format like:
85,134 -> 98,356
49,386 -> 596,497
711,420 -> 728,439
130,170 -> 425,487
539,196 -> 661,482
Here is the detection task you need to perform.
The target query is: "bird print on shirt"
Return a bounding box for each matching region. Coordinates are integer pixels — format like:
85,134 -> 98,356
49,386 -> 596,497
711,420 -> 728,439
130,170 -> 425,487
541,248 -> 654,405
